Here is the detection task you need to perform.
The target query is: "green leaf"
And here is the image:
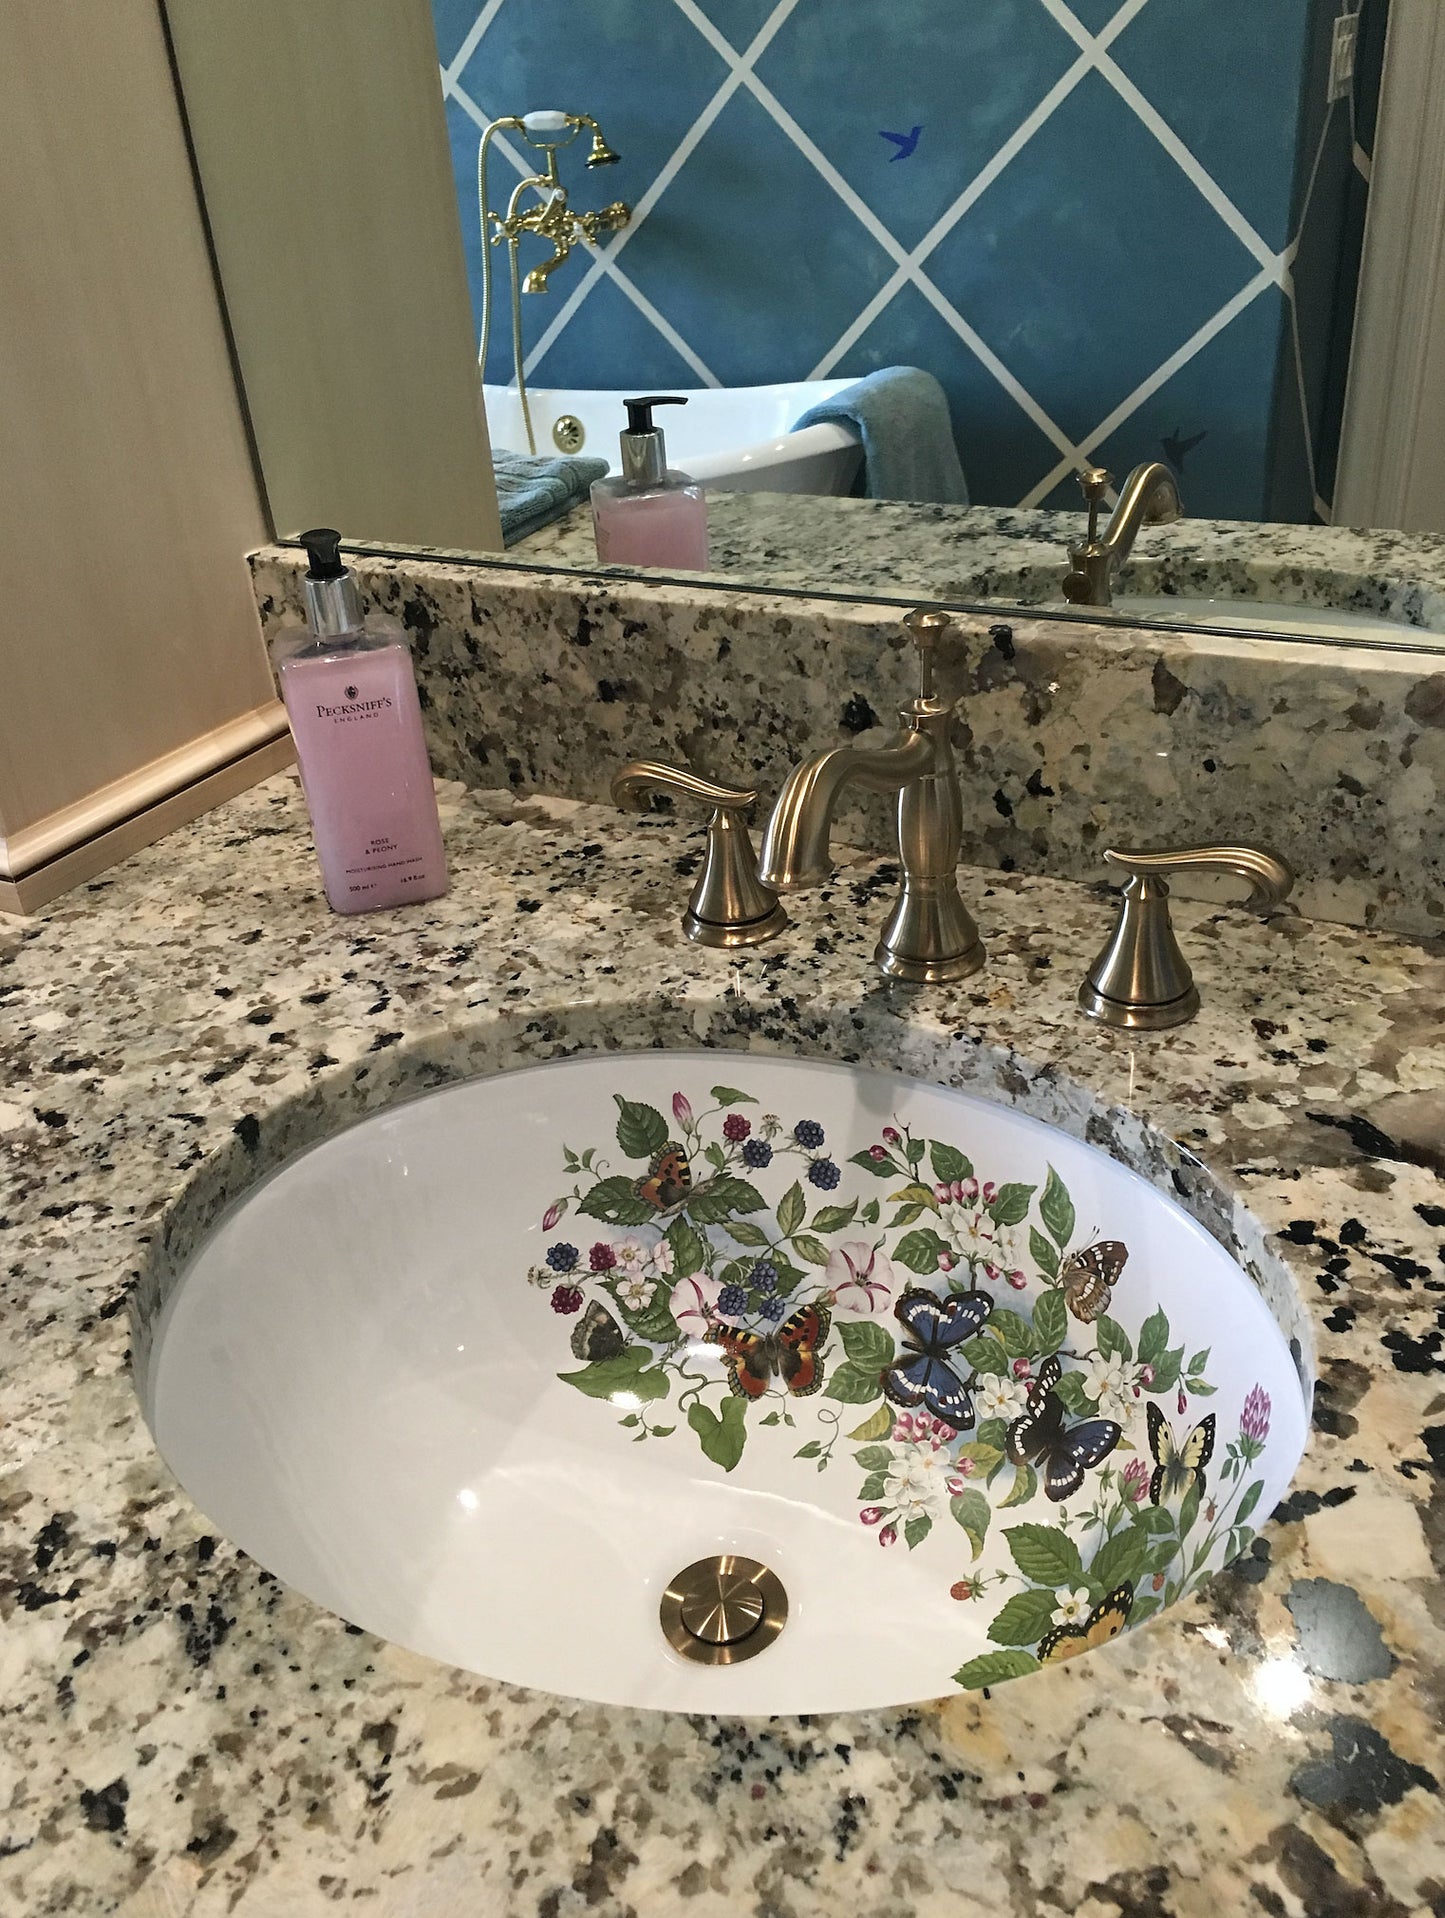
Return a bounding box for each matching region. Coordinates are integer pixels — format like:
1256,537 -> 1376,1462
810,1201 -> 858,1234
652,1425 -> 675,1438
777,1180 -> 806,1240
794,1439 -> 823,1460
1032,1287 -> 1067,1355
1128,1594 -> 1161,1627
687,1397 -> 748,1472
1148,1346 -> 1183,1395
1095,1314 -> 1133,1363
988,1308 -> 1037,1359
1029,1227 -> 1061,1281
962,1334 -> 1007,1376
1185,1376 -> 1218,1397
953,1648 -> 1041,1690
849,1151 -> 897,1179
989,1182 -> 1035,1228
724,1218 -> 770,1248
1137,1306 -> 1170,1367
838,1321 -> 896,1367
929,1141 -> 974,1185
613,1096 -> 669,1162
824,1360 -> 885,1405
860,1198 -> 880,1225
893,1228 -> 948,1274
889,1182 -> 939,1212
665,1216 -> 708,1279
999,1462 -> 1038,1508
847,1404 -> 894,1441
792,1234 -> 831,1267
906,1136 -> 925,1167
1178,1483 -> 1202,1541
1087,1523 -> 1148,1595
853,1444 -> 895,1471
987,1588 -> 1059,1647
688,1177 -> 766,1224
888,1204 -> 925,1229
951,1488 -> 991,1560
859,1470 -> 889,1501
1236,1479 -> 1264,1525
1050,1367 -> 1096,1417
559,1348 -> 670,1403
759,1411 -> 781,1426
904,1513 -> 933,1551
1005,1522 -> 1084,1588
1039,1166 -> 1075,1250
577,1176 -> 652,1227
1186,1349 -> 1210,1375
616,1284 -> 681,1344
1136,1504 -> 1175,1538
710,1086 -> 756,1106
975,1417 -> 1009,1451
955,1440 -> 1004,1474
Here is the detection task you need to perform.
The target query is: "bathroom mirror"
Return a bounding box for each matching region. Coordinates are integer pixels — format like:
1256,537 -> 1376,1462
169,0 -> 1445,649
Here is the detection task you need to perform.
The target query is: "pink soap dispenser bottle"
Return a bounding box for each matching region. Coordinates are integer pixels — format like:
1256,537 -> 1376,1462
591,395 -> 710,570
270,530 -> 449,914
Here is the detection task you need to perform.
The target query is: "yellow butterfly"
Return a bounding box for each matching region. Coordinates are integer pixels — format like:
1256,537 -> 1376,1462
1146,1402 -> 1216,1504
1038,1583 -> 1135,1663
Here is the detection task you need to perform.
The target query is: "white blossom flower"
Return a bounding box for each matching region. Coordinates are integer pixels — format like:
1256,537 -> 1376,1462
1083,1352 -> 1131,1421
670,1273 -> 722,1334
883,1445 -> 949,1519
941,1201 -> 995,1260
616,1273 -> 653,1312
614,1236 -> 647,1271
1051,1586 -> 1092,1626
646,1239 -> 675,1277
976,1374 -> 1028,1421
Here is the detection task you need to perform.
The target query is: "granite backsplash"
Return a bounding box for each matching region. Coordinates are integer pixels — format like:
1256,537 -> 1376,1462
249,547 -> 1445,940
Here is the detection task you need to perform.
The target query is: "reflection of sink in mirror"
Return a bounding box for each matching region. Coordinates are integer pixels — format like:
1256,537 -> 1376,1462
145,1052 -> 1309,1715
482,379 -> 864,494
1119,595 -> 1434,644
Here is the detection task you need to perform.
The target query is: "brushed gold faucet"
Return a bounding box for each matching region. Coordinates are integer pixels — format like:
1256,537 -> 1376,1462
1061,462 -> 1183,608
477,112 -> 630,453
759,609 -> 985,984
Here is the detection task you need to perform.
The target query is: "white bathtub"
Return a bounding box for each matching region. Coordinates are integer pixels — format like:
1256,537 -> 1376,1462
482,378 -> 864,494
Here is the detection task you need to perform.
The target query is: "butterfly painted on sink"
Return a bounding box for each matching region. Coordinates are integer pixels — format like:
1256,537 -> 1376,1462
1146,1401 -> 1216,1504
711,1303 -> 831,1400
569,1299 -> 626,1364
1006,1355 -> 1122,1501
633,1144 -> 692,1214
881,1287 -> 993,1427
1059,1239 -> 1128,1323
1037,1582 -> 1135,1664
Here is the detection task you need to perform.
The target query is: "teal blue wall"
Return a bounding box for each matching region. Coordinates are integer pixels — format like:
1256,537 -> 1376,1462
434,0 -> 1382,519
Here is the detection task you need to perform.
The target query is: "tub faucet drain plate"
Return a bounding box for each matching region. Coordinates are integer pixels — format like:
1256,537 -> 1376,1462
659,1555 -> 787,1666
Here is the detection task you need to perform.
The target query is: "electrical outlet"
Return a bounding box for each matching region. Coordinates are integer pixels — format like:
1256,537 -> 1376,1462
1328,9 -> 1358,103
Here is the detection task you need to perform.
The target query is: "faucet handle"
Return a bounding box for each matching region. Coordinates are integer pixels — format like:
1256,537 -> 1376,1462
611,759 -> 789,949
1077,466 -> 1112,543
1078,843 -> 1295,1030
887,606 -> 953,699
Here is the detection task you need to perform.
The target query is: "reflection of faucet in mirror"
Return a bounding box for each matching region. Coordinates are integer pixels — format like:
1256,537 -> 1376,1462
477,109 -> 630,454
1061,462 -> 1183,608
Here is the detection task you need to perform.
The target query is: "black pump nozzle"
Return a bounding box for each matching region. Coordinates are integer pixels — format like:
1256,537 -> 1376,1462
300,528 -> 345,581
622,395 -> 687,435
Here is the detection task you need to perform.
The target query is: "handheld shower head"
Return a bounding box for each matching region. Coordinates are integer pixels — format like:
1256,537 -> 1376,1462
586,130 -> 621,166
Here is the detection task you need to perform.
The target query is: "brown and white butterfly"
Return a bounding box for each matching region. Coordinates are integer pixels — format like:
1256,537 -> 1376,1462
1060,1240 -> 1128,1323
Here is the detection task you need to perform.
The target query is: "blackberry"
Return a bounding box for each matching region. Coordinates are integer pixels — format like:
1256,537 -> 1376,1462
794,1119 -> 825,1149
717,1283 -> 749,1317
808,1158 -> 841,1190
751,1260 -> 779,1294
759,1294 -> 786,1323
550,1285 -> 584,1315
545,1243 -> 579,1273
722,1114 -> 751,1143
742,1138 -> 773,1169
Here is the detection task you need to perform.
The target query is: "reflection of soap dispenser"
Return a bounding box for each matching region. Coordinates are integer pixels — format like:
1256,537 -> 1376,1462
270,530 -> 449,915
591,395 -> 709,569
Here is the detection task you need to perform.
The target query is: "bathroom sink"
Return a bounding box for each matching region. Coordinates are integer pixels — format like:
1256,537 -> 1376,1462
1118,594 -> 1432,644
145,1053 -> 1308,1714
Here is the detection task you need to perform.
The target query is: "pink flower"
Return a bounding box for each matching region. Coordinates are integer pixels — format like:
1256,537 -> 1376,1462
959,1178 -> 979,1202
1138,1363 -> 1156,1387
669,1273 -> 723,1334
931,1418 -> 954,1440
981,1182 -> 998,1206
938,1252 -> 955,1273
1241,1384 -> 1272,1443
945,1468 -> 973,1493
878,1524 -> 898,1548
542,1201 -> 563,1232
1121,1458 -> 1150,1503
1178,1388 -> 1188,1415
589,1242 -> 617,1273
869,1144 -> 888,1161
1006,1269 -> 1028,1290
859,1505 -> 887,1526
935,1182 -> 951,1202
825,1240 -> 896,1313
671,1092 -> 693,1127
893,1412 -> 915,1441
882,1127 -> 901,1146
1012,1357 -> 1032,1379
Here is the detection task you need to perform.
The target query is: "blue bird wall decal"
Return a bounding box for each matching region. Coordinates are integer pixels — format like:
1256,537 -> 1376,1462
879,125 -> 923,161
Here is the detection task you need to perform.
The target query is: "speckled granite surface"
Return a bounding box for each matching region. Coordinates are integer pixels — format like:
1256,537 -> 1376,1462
253,547 -> 1445,940
512,496 -> 1445,635
4,773 -> 1445,1915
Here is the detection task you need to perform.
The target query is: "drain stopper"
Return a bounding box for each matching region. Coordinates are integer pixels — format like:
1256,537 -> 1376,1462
660,1554 -> 787,1666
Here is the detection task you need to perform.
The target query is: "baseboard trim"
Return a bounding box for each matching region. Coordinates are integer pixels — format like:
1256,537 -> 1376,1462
0,730 -> 295,916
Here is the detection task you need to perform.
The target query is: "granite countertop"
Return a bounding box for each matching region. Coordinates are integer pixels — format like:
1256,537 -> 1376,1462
4,772 -> 1445,1916
513,494 -> 1445,636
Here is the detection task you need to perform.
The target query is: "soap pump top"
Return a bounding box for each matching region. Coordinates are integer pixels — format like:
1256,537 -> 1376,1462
619,394 -> 687,488
300,527 -> 363,639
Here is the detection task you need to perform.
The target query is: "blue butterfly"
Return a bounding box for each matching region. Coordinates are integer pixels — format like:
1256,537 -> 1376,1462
882,1287 -> 992,1426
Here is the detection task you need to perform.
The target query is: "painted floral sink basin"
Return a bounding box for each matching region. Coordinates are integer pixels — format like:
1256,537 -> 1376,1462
144,1053 -> 1309,1715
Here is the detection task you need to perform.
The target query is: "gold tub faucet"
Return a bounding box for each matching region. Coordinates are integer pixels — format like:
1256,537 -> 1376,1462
1061,462 -> 1183,608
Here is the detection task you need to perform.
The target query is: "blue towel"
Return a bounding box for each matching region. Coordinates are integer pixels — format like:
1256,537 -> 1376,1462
493,447 -> 608,546
792,367 -> 969,505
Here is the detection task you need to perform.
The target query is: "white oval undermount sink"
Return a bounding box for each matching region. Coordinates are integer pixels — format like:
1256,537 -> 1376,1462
1119,594 -> 1430,643
145,1053 -> 1309,1715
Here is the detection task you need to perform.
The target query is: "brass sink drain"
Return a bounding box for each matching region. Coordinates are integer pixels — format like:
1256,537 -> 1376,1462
660,1555 -> 787,1666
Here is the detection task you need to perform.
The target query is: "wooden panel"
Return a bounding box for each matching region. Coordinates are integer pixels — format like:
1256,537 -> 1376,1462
165,0 -> 503,554
0,0 -> 276,837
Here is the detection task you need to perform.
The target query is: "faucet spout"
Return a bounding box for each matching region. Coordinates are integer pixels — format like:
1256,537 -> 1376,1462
759,730 -> 935,891
1100,460 -> 1182,566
